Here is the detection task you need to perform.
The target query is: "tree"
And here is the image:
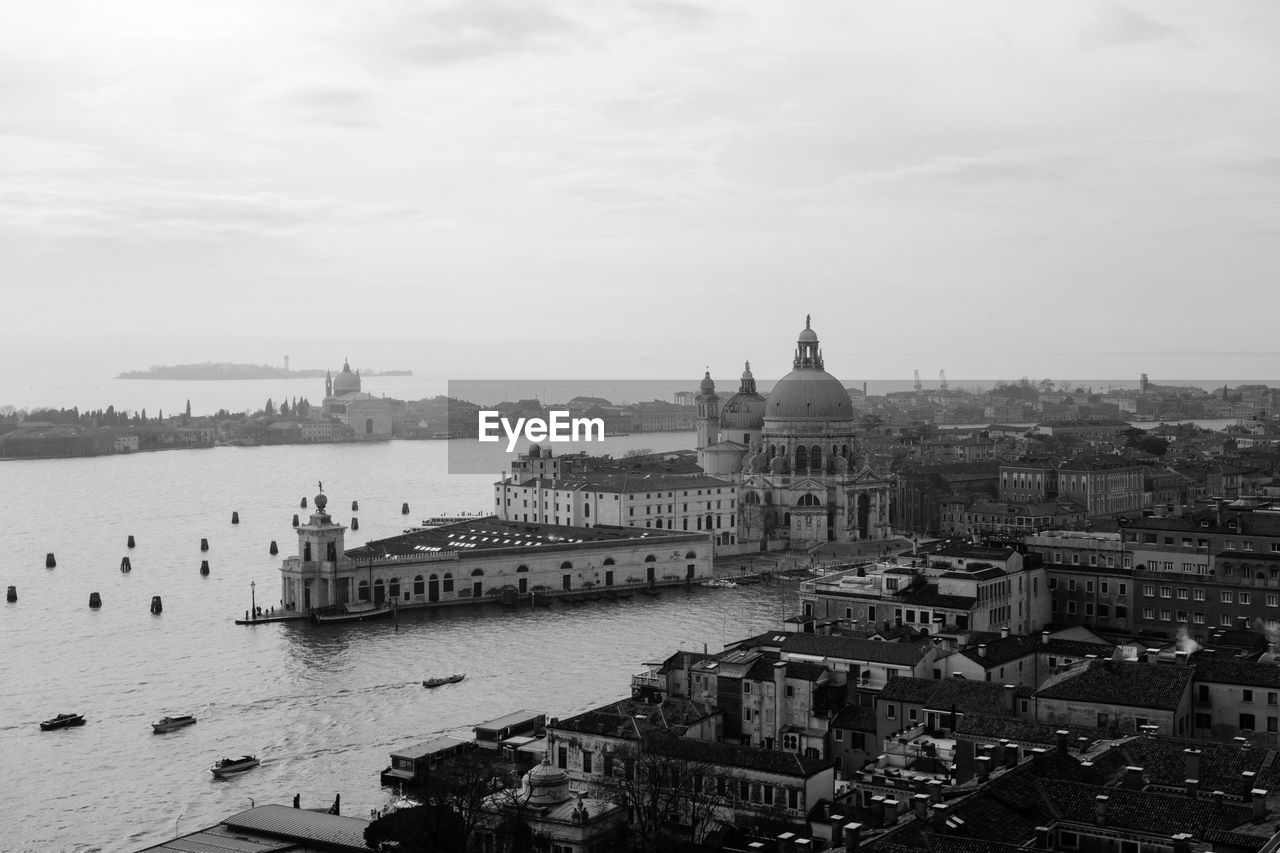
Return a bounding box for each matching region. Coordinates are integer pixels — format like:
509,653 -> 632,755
593,736 -> 736,852
264,398 -> 275,416
624,448 -> 653,458
364,752 -> 515,853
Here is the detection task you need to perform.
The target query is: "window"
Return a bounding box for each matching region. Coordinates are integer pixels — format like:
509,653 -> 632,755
1067,601 -> 1077,615
909,708 -> 918,723
1269,693 -> 1278,706
1241,713 -> 1256,731
1241,593 -> 1253,606
1244,690 -> 1254,703
1086,581 -> 1095,593
1221,615 -> 1234,627
557,747 -> 567,769
1160,586 -> 1172,598
1177,588 -> 1188,599
834,729 -> 844,742
1160,609 -> 1171,621
1268,594 -> 1279,608
743,708 -> 753,721
1068,578 -> 1077,591
886,705 -> 896,719
1143,585 -> 1155,597
1143,608 -> 1155,620
743,682 -> 752,695
1194,589 -> 1205,601
1222,591 -> 1234,604
582,752 -> 593,774
1101,582 -> 1109,594
1119,583 -> 1128,596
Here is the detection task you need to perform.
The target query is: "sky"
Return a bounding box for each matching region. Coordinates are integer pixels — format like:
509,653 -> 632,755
2,0 -> 1278,397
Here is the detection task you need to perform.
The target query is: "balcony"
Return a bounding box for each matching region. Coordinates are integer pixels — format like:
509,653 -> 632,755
631,672 -> 663,692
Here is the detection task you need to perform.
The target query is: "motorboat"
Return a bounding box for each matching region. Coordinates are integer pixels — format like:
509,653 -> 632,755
423,673 -> 465,688
312,601 -> 393,624
40,713 -> 85,731
152,715 -> 197,733
210,755 -> 259,777
701,578 -> 738,589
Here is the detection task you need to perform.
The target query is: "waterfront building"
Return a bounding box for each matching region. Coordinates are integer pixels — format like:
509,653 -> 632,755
278,489 -> 713,612
937,496 -> 1086,539
696,317 -> 894,550
137,805 -> 370,852
893,462 -> 999,536
493,457 -> 743,554
321,359 -> 394,440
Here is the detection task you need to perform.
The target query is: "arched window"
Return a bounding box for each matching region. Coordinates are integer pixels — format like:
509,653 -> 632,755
357,579 -> 370,601
603,558 -> 615,566
644,555 -> 657,563
517,565 -> 529,573
414,575 -> 424,596
389,577 -> 400,597
442,572 -> 454,593
560,561 -> 573,570
795,446 -> 808,470
471,568 -> 484,577
798,493 -> 821,507
685,551 -> 697,559
365,418 -> 374,434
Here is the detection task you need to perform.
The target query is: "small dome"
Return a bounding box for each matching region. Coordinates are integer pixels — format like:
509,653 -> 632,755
525,758 -> 570,805
528,443 -> 542,458
699,371 -> 715,395
314,493 -> 328,512
798,314 -> 817,344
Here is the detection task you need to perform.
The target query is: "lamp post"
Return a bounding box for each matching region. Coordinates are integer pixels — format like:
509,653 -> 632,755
250,580 -> 256,621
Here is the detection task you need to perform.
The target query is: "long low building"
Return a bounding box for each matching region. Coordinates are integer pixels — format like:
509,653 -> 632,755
278,490 -> 714,612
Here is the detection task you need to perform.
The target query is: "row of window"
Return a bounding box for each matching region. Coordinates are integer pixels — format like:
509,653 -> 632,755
1052,600 -> 1128,619
1140,608 -> 1280,627
1142,585 -> 1280,606
1053,578 -> 1129,595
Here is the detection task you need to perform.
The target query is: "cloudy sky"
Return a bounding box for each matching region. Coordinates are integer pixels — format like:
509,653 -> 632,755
2,0 -> 1278,397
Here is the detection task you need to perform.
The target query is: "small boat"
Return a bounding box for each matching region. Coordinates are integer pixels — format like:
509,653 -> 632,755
312,601 -> 393,624
641,588 -> 662,598
152,715 -> 197,733
423,673 -> 465,688
211,755 -> 259,777
40,713 -> 85,731
701,578 -> 738,589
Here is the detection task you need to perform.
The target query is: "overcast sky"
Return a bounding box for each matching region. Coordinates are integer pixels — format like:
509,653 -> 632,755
3,0 -> 1278,395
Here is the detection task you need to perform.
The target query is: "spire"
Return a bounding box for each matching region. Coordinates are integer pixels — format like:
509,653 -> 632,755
805,313 -> 811,330
794,316 -> 823,370
739,361 -> 756,394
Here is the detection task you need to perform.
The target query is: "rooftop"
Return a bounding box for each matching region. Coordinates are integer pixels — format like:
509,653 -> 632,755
1035,660 -> 1193,710
781,633 -> 933,667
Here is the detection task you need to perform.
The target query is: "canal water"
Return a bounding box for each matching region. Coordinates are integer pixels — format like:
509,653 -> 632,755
0,434 -> 798,853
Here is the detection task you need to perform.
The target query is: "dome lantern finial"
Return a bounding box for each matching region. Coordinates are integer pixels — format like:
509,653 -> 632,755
806,313 -> 811,330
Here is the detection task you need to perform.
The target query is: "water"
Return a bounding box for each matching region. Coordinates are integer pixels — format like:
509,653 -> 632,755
0,434 -> 796,853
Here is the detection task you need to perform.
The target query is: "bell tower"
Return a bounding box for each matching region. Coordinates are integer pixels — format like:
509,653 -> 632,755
294,483 -> 348,608
695,370 -> 720,449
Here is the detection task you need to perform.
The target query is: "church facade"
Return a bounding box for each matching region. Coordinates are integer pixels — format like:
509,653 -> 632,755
322,359 -> 393,440
696,318 -> 893,551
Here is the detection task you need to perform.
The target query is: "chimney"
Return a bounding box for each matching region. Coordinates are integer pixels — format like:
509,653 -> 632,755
1146,648 -> 1160,665
1125,766 -> 1145,790
883,799 -> 900,826
1001,739 -> 1018,768
841,823 -> 862,850
1000,626 -> 1010,639
1041,630 -> 1050,645
1213,790 -> 1225,813
929,803 -> 950,829
1253,788 -> 1268,821
1056,729 -> 1071,753
975,755 -> 992,781
869,796 -> 885,829
978,643 -> 987,658
1174,651 -> 1188,665
1244,771 -> 1258,788
1094,794 -> 1109,826
1184,748 -> 1201,781
1031,747 -> 1049,774
1034,826 -> 1052,851
1171,834 -> 1193,853
1004,684 -> 1017,713
793,840 -> 812,852
1185,778 -> 1198,799
913,793 -> 929,821
928,779 -> 944,805
776,831 -> 795,853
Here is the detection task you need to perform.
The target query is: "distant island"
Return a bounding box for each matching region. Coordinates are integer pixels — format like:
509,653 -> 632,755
117,362 -> 413,381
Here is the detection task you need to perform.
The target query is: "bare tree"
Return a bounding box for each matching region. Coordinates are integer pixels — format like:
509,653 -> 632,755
592,739 -> 737,852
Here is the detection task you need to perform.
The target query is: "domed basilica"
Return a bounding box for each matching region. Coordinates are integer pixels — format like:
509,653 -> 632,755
696,317 -> 891,550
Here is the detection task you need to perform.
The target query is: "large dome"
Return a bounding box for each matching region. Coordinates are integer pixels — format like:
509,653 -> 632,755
763,317 -> 853,423
332,360 -> 360,395
767,370 -> 853,421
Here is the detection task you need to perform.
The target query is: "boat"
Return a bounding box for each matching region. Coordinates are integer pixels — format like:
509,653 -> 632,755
311,601 -> 394,624
404,511 -> 489,533
210,755 -> 259,777
641,588 -> 662,598
152,715 -> 197,733
701,578 -> 738,589
423,673 -> 465,688
40,713 -> 85,731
